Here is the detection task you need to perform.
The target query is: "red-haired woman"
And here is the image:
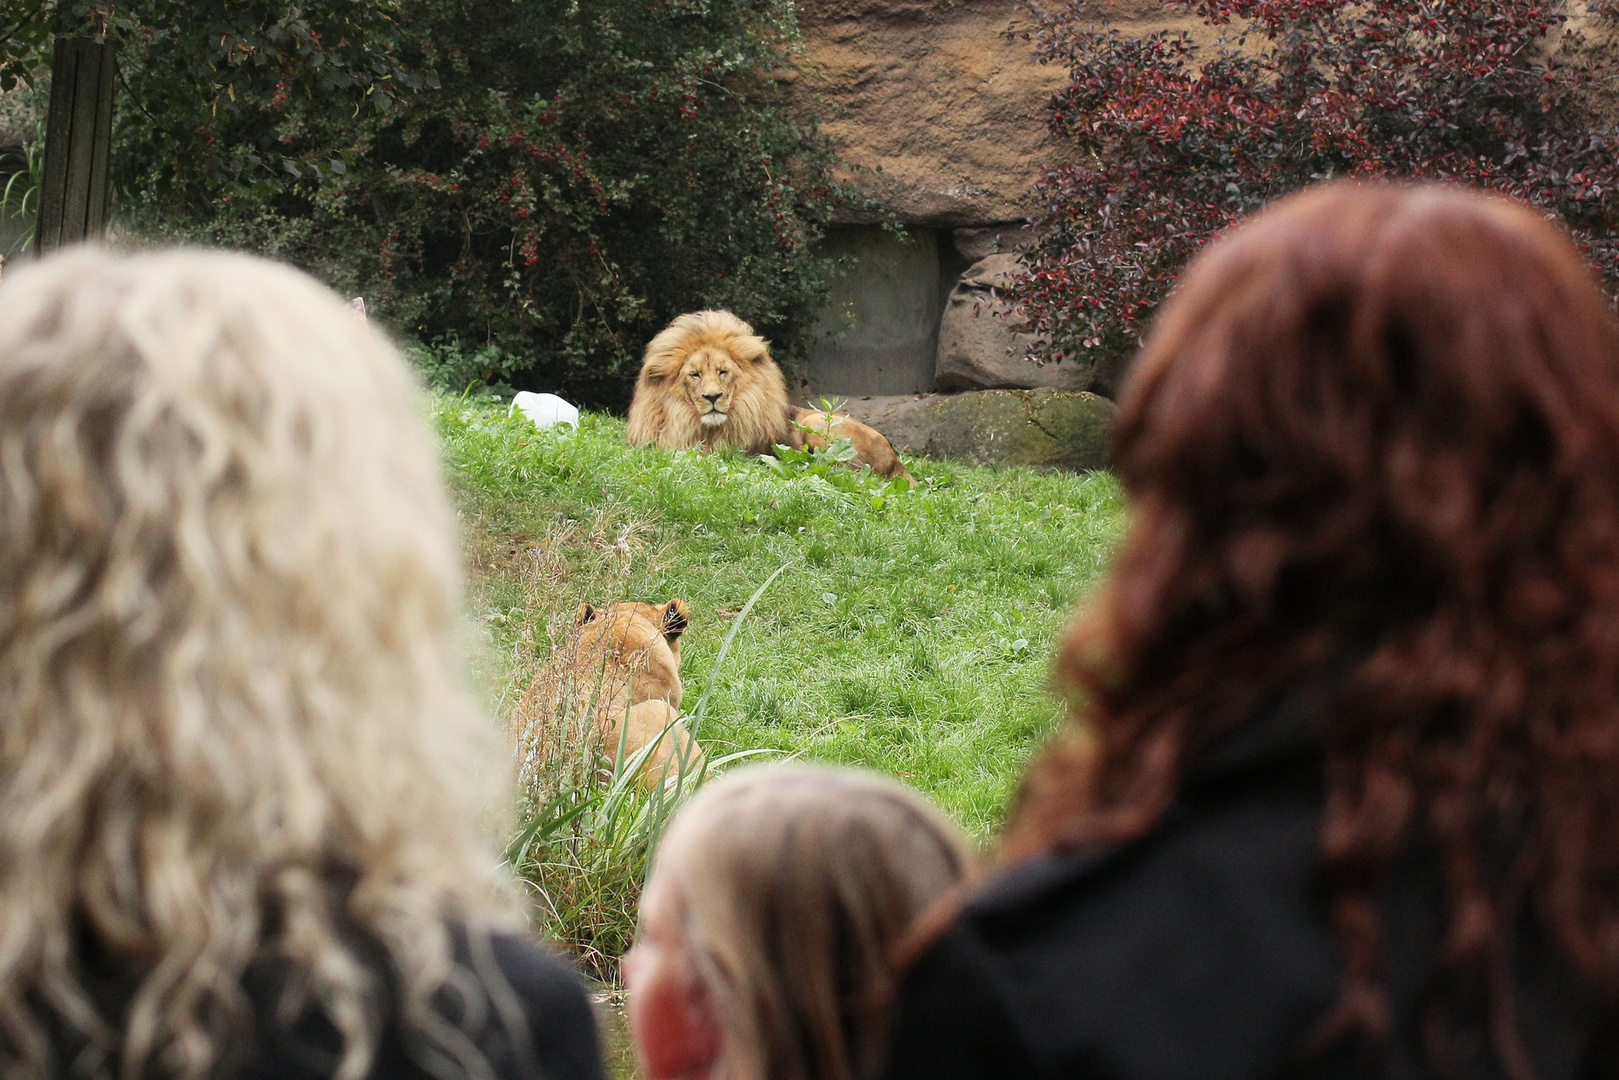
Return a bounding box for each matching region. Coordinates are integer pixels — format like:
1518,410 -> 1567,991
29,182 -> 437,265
883,183 -> 1619,1080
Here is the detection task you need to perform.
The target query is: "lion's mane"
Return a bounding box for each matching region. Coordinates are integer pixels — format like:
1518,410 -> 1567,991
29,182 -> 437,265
626,310 -> 794,453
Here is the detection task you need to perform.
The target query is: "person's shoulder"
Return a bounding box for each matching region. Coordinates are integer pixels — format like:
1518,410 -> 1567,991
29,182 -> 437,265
962,743 -> 1326,943
463,927 -> 606,1080
959,846 -> 1116,929
884,917 -> 1052,1080
903,762 -> 1338,1080
482,930 -> 597,1013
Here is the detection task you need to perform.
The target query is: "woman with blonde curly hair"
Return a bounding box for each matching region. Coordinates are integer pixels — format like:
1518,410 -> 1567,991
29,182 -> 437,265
0,250 -> 602,1080
885,183 -> 1619,1079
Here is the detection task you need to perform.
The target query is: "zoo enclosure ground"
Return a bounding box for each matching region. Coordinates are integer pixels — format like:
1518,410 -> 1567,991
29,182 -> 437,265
442,395 -> 1126,840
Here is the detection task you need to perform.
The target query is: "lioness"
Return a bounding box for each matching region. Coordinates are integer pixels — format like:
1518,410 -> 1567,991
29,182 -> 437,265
626,309 -> 914,481
509,598 -> 703,787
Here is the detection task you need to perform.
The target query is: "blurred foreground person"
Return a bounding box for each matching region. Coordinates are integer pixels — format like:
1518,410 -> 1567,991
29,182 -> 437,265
885,183 -> 1619,1079
0,251 -> 602,1080
625,764 -> 975,1080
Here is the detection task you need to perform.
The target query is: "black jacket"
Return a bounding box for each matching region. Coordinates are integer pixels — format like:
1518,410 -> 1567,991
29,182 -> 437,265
882,706 -> 1608,1080
53,911 -> 602,1080
242,926 -> 608,1080
239,927 -> 604,1080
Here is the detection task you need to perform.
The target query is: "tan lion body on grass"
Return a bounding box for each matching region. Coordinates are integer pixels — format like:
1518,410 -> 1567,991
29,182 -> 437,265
509,599 -> 704,788
625,309 -> 914,481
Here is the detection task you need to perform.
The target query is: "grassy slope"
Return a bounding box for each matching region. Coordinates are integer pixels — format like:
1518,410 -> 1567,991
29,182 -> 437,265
439,395 -> 1126,839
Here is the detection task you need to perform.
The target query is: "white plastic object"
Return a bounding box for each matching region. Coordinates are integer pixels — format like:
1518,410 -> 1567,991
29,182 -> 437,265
509,391 -> 580,429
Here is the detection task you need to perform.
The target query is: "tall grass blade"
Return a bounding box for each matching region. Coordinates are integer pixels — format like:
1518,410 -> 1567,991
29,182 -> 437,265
686,562 -> 789,735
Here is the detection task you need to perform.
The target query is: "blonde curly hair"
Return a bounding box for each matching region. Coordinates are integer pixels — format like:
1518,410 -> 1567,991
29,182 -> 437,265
0,250 -> 510,1079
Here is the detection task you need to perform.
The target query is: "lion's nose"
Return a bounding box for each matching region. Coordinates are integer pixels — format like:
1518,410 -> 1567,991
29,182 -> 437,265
703,392 -> 723,405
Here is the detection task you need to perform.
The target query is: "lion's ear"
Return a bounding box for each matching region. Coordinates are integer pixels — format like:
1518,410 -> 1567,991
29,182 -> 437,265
576,603 -> 598,627
734,335 -> 771,365
661,599 -> 689,641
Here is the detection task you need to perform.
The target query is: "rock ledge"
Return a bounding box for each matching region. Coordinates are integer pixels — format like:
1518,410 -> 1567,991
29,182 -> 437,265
838,389 -> 1116,472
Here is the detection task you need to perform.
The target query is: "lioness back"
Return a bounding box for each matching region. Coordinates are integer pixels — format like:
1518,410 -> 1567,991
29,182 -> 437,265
787,407 -> 915,483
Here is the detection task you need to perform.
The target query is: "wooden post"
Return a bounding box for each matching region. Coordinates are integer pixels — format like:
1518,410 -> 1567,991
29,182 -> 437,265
36,23 -> 116,253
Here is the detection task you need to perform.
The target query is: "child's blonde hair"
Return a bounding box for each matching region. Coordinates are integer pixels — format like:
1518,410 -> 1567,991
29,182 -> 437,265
649,763 -> 976,1080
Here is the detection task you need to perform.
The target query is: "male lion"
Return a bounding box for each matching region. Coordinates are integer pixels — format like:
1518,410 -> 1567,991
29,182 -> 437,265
509,598 -> 703,788
626,309 -> 914,481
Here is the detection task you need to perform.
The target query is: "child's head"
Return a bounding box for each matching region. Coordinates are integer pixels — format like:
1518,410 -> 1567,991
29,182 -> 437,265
625,763 -> 976,1080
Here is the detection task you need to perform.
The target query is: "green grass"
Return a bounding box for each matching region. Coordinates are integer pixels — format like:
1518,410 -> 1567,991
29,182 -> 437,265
442,393 -> 1126,836
437,394 -> 1126,984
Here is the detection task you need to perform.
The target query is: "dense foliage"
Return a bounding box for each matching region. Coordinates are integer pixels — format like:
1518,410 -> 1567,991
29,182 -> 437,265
0,3 -> 413,169
1012,0 -> 1619,377
102,0 -> 843,405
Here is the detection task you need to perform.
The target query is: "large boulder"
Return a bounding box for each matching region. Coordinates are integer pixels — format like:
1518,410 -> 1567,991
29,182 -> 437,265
802,227 -> 944,398
792,0 -> 1207,226
839,389 -> 1117,472
935,254 -> 1089,392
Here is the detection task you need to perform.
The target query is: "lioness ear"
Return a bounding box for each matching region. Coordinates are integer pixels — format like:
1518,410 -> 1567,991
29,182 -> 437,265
662,599 -> 689,640
576,603 -> 598,627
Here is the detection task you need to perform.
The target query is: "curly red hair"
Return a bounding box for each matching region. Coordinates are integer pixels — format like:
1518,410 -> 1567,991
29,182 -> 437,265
1006,182 -> 1619,1074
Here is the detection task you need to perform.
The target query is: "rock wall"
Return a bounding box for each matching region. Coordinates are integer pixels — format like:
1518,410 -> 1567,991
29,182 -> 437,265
792,0 -> 1070,227
843,390 -> 1118,472
793,0 -> 1202,398
803,226 -> 963,397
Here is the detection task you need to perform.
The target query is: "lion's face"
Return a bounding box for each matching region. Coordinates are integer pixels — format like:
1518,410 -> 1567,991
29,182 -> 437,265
680,346 -> 743,429
627,310 -> 793,453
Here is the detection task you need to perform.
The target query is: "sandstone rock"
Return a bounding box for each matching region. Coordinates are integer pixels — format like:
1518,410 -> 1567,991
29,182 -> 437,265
839,389 -> 1116,472
793,0 -> 1208,226
791,0 -> 1069,226
936,254 -> 1090,392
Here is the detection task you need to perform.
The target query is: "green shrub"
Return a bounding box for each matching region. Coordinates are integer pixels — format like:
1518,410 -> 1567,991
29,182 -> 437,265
112,0 -> 847,406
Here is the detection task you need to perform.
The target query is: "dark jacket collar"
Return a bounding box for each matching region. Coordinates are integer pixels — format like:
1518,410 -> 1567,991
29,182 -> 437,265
966,680 -> 1330,922
1183,679 -> 1327,788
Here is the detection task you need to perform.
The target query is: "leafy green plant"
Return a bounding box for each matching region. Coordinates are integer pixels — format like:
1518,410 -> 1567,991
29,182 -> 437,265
505,566 -> 788,983
760,401 -> 916,510
0,2 -> 420,186
406,334 -> 523,396
0,128 -> 41,255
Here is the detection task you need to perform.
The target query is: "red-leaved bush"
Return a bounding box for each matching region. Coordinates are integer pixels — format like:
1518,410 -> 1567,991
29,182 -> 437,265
1012,0 -> 1619,388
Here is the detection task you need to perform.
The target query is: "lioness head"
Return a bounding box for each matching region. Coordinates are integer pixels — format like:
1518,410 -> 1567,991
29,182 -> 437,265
573,598 -> 690,709
576,598 -> 689,661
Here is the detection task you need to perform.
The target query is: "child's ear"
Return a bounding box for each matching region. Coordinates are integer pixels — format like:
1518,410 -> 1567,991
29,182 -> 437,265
662,599 -> 689,641
576,603 -> 598,627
